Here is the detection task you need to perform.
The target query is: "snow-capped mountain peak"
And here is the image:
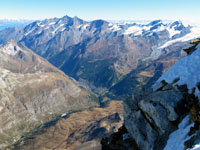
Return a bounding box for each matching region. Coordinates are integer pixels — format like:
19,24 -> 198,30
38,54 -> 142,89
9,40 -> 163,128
147,19 -> 163,26
153,40 -> 200,98
169,20 -> 183,28
1,15 -> 199,63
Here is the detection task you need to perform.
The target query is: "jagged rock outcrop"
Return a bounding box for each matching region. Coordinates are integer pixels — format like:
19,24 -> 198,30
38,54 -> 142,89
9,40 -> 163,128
123,40 -> 200,150
101,125 -> 138,150
123,85 -> 184,150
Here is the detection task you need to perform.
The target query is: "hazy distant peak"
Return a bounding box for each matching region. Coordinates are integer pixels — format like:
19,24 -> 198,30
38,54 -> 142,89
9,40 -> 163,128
147,20 -> 163,26
73,16 -> 86,25
90,19 -> 109,28
169,20 -> 183,28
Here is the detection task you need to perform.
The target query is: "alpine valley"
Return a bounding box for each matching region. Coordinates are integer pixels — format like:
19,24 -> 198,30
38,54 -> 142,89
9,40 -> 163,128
0,15 -> 200,150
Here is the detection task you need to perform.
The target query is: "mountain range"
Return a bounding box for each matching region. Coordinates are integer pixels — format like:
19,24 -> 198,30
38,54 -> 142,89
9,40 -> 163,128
1,15 -> 200,149
0,15 -> 199,97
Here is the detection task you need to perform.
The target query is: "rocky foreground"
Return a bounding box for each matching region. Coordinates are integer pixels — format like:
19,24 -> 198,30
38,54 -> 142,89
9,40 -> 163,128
103,39 -> 200,150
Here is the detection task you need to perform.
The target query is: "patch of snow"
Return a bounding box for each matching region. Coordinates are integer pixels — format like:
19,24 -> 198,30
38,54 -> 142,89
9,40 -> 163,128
61,113 -> 67,117
44,26 -> 49,30
57,19 -> 62,24
124,25 -> 143,35
0,78 -> 7,89
108,24 -> 121,32
24,28 -> 34,36
0,68 -> 9,78
39,24 -> 45,27
164,115 -> 194,150
76,24 -> 82,29
0,106 -> 3,112
82,24 -> 89,30
143,41 -> 166,61
0,68 -> 9,89
0,42 -> 19,56
51,24 -> 65,34
189,144 -> 200,150
26,73 -> 49,85
159,26 -> 200,49
36,30 -> 42,35
153,44 -> 200,98
49,22 -> 56,25
123,23 -> 166,36
144,25 -> 200,61
168,28 -> 180,38
167,25 -> 181,38
142,25 -> 152,31
152,24 -> 166,32
60,27 -> 66,32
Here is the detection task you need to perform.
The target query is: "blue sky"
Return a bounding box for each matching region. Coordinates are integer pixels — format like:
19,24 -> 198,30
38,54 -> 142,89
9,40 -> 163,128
0,0 -> 199,22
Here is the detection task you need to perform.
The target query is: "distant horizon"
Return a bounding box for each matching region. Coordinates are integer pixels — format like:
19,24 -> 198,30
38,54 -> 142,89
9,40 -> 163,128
1,15 -> 199,26
1,0 -> 200,23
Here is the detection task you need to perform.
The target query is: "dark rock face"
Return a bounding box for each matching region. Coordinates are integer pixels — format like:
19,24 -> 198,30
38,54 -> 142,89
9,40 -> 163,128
103,82 -> 200,150
101,125 -> 138,150
123,85 -> 183,150
185,131 -> 200,149
122,41 -> 200,149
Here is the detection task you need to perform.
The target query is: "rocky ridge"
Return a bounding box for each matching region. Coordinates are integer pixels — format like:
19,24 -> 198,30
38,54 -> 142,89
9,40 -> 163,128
0,42 -> 97,149
0,40 -> 65,74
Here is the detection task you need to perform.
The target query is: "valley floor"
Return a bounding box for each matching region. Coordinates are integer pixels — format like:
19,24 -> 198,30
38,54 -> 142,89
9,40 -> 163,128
12,101 -> 123,150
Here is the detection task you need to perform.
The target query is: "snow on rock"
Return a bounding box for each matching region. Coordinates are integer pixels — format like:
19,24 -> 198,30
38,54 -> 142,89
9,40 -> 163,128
108,23 -> 121,32
189,144 -> 200,150
61,113 -> 67,117
39,24 -> 45,27
159,25 -> 200,49
164,115 -> 194,150
122,20 -> 184,37
0,68 -> 11,89
48,22 -> 56,25
0,106 -> 3,112
82,24 -> 89,30
52,24 -> 65,34
153,44 -> 200,98
24,27 -> 35,36
143,23 -> 199,61
124,25 -> 143,35
167,25 -> 181,38
142,44 -> 163,61
0,77 -> 7,89
0,41 -> 19,56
